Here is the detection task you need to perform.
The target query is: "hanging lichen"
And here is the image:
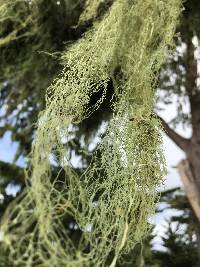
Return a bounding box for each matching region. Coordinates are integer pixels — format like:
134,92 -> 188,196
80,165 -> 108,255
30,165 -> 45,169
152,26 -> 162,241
0,0 -> 181,266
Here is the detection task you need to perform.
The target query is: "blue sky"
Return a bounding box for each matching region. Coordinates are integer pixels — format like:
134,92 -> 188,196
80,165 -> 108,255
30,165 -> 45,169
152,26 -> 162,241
0,100 -> 190,250
0,131 -> 25,167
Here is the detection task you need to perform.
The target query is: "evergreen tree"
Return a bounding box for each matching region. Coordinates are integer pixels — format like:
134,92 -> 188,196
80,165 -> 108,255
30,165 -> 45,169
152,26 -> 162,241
0,0 -> 85,211
153,188 -> 200,267
116,188 -> 200,267
2,0 -> 200,266
156,0 -> 200,254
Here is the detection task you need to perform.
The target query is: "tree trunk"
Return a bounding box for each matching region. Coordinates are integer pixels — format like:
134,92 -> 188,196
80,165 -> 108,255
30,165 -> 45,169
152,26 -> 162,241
178,160 -> 200,222
158,36 -> 200,258
192,211 -> 200,257
178,159 -> 200,255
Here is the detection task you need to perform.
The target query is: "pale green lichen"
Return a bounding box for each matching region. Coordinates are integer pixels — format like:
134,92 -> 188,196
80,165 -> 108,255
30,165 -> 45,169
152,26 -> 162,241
0,0 -> 37,46
0,0 -> 181,266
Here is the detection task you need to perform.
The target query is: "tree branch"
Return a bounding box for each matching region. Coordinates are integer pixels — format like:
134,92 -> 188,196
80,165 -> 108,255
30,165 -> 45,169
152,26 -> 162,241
157,114 -> 190,152
0,160 -> 24,184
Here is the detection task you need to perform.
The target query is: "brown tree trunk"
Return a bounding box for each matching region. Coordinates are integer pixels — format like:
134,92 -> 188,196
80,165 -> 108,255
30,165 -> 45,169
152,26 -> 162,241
178,159 -> 200,256
178,160 -> 200,222
158,36 -> 200,256
192,211 -> 200,257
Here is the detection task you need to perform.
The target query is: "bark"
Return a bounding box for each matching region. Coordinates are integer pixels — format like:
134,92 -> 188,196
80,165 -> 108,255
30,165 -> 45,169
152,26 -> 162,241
178,160 -> 200,256
178,160 -> 200,222
157,97 -> 200,256
158,105 -> 200,257
158,36 -> 200,243
157,115 -> 190,152
186,140 -> 200,189
192,210 -> 200,257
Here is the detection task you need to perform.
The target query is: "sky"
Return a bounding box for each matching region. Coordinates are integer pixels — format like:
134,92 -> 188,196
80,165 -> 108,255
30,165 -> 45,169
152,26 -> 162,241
0,34 -> 197,252
152,133 -> 185,250
0,98 -> 190,250
151,94 -> 191,250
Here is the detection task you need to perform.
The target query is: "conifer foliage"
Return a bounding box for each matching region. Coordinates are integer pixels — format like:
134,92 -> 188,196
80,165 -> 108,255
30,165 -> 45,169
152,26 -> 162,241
0,0 -> 181,266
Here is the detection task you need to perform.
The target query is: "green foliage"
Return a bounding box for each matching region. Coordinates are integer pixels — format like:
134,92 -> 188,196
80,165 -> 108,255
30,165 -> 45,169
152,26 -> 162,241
155,222 -> 199,267
0,0 -> 181,266
0,0 -> 84,159
116,232 -> 162,267
154,188 -> 200,267
117,187 -> 200,267
156,0 -> 200,128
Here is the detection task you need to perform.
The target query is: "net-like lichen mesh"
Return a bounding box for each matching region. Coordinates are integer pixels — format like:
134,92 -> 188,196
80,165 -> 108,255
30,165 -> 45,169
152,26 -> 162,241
79,0 -> 100,21
0,0 -> 181,266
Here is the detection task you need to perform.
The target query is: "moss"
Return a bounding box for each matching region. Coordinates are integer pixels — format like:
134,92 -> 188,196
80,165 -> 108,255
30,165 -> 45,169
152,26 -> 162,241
0,0 -> 181,266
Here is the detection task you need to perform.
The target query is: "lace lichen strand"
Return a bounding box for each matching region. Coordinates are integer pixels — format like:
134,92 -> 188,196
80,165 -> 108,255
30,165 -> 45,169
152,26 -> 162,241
79,0 -> 100,22
0,0 -> 181,266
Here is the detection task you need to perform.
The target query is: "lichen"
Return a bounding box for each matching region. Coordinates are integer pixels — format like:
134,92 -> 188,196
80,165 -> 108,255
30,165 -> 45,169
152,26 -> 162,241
0,0 -> 181,266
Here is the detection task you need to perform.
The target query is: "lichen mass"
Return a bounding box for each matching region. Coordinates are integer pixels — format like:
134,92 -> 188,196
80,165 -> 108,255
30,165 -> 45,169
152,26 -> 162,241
0,0 -> 181,266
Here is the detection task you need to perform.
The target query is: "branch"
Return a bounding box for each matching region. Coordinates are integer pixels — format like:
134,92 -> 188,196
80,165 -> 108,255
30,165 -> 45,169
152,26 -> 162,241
157,114 -> 190,152
178,159 -> 200,224
0,160 -> 25,184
